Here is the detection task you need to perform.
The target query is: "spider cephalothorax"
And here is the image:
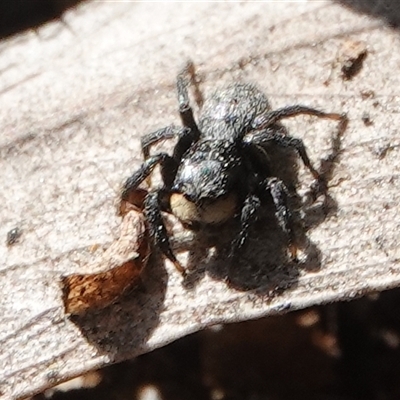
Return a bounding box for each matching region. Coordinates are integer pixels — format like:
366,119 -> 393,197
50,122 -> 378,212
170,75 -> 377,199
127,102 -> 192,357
121,62 -> 346,275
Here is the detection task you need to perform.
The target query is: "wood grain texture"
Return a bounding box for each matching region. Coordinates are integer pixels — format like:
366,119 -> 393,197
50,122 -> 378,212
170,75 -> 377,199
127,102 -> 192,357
1,1 -> 400,398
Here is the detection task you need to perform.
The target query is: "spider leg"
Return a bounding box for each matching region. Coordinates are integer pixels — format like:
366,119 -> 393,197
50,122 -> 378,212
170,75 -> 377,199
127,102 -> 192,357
229,193 -> 261,259
229,177 -> 296,260
141,125 -> 187,159
263,177 -> 297,259
246,126 -> 321,180
177,61 -> 201,138
252,105 -> 345,130
141,125 -> 196,186
121,153 -> 176,201
121,153 -> 185,274
144,190 -> 186,275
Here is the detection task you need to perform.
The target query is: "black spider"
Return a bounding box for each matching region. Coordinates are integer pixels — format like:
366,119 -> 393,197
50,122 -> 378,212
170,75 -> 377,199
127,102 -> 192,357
121,62 -> 346,275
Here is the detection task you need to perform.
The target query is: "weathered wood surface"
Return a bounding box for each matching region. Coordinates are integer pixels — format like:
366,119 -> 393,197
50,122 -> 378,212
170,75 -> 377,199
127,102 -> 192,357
1,1 -> 400,398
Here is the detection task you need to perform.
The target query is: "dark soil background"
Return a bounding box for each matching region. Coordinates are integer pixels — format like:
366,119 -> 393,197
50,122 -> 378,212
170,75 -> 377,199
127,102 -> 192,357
33,288 -> 400,400
0,0 -> 83,38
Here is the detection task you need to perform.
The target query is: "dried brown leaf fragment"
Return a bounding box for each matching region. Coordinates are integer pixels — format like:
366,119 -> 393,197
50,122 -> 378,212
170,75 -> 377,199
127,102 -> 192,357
62,206 -> 149,315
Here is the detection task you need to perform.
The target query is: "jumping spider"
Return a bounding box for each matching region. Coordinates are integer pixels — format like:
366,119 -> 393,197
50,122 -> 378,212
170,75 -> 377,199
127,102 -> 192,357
121,62 -> 346,275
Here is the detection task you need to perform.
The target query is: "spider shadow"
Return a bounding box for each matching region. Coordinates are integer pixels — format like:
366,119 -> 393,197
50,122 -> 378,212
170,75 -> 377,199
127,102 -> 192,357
177,115 -> 346,292
170,145 -> 325,292
68,253 -> 168,356
181,212 -> 304,294
301,115 -> 347,230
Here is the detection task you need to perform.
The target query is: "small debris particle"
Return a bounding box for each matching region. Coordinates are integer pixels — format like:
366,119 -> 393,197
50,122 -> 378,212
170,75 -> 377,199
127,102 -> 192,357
137,384 -> 163,400
6,227 -> 22,246
360,89 -> 375,100
296,309 -> 320,327
372,141 -> 392,160
340,40 -> 368,80
361,111 -> 373,126
372,100 -> 380,108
